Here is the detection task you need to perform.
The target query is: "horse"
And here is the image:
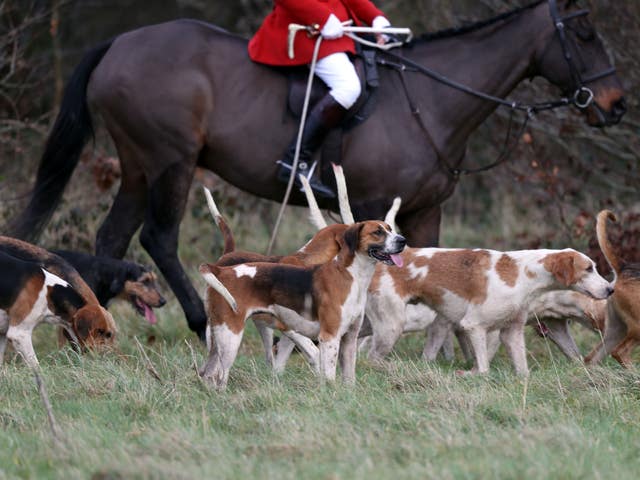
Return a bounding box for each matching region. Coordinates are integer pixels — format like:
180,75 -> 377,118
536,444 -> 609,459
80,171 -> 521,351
8,0 -> 625,339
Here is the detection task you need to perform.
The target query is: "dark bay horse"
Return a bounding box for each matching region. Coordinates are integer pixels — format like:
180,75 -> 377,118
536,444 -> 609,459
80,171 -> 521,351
9,0 -> 625,338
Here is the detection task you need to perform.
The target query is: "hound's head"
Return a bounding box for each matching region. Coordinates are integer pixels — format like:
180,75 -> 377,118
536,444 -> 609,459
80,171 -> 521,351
341,221 -> 406,266
72,304 -> 117,348
541,249 -> 613,299
120,266 -> 166,325
49,284 -> 117,348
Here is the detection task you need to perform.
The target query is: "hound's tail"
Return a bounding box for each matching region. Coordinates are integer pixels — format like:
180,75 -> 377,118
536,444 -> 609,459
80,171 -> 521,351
596,209 -> 621,277
299,164 -> 355,230
303,165 -> 402,235
202,187 -> 235,254
384,197 -> 402,232
299,175 -> 328,230
332,163 -> 355,224
198,264 -> 238,313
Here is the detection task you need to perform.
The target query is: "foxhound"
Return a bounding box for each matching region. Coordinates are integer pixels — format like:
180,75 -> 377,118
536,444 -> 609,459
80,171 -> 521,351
199,220 -> 406,388
586,210 -> 640,368
367,247 -> 612,375
0,236 -> 117,348
202,182 -> 353,373
0,251 -> 106,368
360,288 -> 606,363
53,250 -> 166,324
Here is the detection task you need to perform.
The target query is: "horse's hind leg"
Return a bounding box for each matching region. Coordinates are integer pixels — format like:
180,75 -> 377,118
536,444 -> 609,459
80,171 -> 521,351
139,161 -> 207,339
96,141 -> 147,259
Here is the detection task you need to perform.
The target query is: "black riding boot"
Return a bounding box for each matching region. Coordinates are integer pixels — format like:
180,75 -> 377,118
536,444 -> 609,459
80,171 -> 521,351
277,94 -> 348,199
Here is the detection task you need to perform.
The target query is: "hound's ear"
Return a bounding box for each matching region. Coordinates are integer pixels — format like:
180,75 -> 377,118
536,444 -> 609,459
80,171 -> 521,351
110,276 -> 123,296
548,253 -> 577,286
126,263 -> 145,281
49,284 -> 86,315
339,223 -> 365,254
72,308 -> 92,340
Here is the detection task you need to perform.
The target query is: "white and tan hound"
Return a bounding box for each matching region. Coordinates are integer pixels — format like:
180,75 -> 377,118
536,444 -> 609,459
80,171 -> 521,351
360,288 -> 607,363
202,184 -> 357,372
199,220 -> 406,388
0,251 -> 107,368
362,202 -> 610,363
367,247 -> 612,375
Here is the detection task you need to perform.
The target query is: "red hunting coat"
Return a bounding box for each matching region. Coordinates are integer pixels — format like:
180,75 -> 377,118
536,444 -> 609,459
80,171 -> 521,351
248,0 -> 384,66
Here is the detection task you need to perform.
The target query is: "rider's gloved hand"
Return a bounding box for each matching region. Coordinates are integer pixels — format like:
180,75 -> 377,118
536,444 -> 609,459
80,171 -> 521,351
321,14 -> 344,39
372,16 -> 391,45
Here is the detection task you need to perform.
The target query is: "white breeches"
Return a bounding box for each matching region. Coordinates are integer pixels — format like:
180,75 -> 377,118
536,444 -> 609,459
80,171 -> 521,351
314,52 -> 361,109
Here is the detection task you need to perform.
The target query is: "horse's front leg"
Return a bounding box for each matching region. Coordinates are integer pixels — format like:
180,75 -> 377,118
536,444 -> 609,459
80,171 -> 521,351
139,161 -> 207,340
396,205 -> 442,247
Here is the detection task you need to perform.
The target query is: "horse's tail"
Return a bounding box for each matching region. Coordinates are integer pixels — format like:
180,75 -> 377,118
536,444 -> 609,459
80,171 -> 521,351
198,264 -> 238,313
596,209 -> 622,279
202,187 -> 236,254
8,40 -> 114,241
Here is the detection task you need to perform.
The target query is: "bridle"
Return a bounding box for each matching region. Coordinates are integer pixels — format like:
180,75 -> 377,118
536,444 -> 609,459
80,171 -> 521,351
548,0 -> 616,109
377,0 -> 618,177
382,0 -> 616,114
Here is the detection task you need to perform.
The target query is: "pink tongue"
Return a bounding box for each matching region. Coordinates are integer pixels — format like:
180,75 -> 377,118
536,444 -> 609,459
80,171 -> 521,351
390,253 -> 403,267
143,303 -> 157,325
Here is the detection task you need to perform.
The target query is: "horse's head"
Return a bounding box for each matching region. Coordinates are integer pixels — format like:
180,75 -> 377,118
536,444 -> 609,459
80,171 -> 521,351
534,0 -> 625,127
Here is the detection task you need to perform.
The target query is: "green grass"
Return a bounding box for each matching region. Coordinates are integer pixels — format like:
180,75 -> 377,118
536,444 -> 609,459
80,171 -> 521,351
2,300 -> 640,480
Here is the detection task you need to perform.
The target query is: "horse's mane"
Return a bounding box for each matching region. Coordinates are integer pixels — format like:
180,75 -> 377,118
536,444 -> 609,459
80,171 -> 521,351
414,0 -> 548,43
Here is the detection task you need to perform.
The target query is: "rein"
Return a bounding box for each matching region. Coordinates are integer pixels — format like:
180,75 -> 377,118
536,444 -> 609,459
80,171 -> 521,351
395,67 -> 530,177
377,0 -> 617,178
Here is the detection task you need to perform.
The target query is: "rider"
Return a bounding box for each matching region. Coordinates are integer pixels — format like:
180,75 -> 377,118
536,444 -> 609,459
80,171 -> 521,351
248,0 -> 391,198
